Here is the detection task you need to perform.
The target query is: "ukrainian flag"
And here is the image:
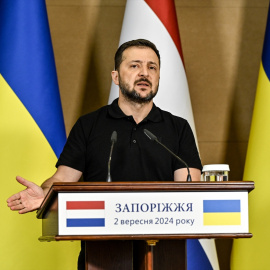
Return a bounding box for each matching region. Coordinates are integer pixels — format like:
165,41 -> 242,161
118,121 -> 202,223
0,1 -> 79,269
231,5 -> 270,270
203,200 -> 241,226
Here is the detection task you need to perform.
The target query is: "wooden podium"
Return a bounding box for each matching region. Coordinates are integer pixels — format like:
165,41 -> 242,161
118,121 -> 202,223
37,181 -> 254,270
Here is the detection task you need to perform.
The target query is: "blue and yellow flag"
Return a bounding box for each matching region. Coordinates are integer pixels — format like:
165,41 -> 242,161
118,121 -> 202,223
203,200 -> 241,226
0,0 -> 79,269
231,5 -> 270,270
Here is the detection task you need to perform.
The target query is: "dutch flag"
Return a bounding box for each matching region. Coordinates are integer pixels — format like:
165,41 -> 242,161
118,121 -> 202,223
66,201 -> 105,227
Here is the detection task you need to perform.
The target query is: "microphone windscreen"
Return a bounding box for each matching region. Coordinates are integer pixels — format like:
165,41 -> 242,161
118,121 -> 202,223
144,129 -> 157,141
111,131 -> 117,143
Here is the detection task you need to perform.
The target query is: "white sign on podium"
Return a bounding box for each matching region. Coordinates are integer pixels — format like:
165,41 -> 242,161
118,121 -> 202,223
58,191 -> 249,236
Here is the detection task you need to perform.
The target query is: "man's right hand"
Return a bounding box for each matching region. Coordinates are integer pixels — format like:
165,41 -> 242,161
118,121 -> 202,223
7,176 -> 45,214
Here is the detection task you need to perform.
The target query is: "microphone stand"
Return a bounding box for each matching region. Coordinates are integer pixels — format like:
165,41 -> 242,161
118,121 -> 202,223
106,131 -> 117,182
144,129 -> 192,182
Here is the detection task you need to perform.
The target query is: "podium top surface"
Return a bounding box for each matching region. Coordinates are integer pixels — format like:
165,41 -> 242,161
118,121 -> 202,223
44,180 -> 254,191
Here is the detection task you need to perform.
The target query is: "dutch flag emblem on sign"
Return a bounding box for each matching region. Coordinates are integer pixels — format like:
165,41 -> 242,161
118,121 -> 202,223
66,201 -> 105,227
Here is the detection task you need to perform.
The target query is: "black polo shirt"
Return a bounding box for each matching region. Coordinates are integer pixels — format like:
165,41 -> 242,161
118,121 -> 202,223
56,99 -> 202,181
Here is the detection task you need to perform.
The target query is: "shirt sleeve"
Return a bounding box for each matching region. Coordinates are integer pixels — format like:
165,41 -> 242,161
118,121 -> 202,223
56,118 -> 87,172
176,120 -> 202,171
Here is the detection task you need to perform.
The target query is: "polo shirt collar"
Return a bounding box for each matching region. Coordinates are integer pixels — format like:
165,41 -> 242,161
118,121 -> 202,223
108,98 -> 163,123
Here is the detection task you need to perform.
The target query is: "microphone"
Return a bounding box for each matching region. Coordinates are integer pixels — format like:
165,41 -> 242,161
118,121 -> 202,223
106,131 -> 117,182
143,129 -> 192,182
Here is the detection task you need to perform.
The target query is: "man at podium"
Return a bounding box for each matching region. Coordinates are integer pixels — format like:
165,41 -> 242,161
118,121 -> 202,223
7,39 -> 202,269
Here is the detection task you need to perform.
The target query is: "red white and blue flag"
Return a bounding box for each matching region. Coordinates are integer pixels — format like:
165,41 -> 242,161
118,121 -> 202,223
109,0 -> 219,269
66,201 -> 105,227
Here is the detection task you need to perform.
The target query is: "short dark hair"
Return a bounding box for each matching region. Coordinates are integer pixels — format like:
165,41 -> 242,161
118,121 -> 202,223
114,39 -> 160,71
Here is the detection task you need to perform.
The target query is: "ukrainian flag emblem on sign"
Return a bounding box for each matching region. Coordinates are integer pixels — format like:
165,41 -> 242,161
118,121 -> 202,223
203,200 -> 241,226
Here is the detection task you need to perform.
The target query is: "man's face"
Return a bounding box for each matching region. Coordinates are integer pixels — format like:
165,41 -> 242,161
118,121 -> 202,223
115,47 -> 160,104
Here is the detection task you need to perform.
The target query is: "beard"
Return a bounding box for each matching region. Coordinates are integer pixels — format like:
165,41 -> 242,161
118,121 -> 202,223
119,76 -> 159,104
